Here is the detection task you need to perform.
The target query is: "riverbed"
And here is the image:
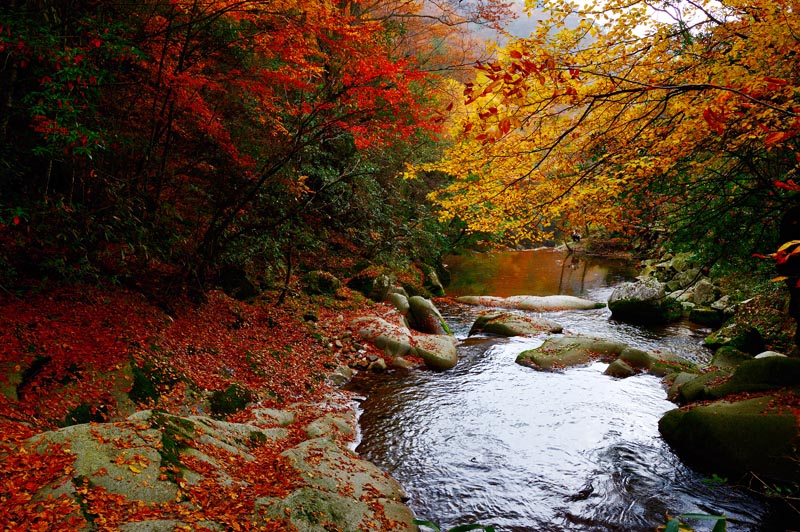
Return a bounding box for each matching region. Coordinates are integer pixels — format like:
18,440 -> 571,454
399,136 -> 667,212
347,249 -> 788,531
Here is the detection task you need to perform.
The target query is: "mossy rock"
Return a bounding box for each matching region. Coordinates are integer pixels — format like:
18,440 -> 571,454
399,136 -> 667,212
346,267 -> 394,301
0,358 -> 26,401
516,335 -> 696,376
209,384 -> 253,417
303,270 -> 342,296
407,296 -> 451,335
659,392 -> 800,484
676,370 -> 731,404
418,263 -> 446,297
608,278 -> 683,324
648,352 -> 698,376
705,357 -> 800,399
469,312 -> 562,337
704,323 -> 765,355
710,346 -> 753,370
666,371 -> 702,402
604,359 -> 637,378
516,336 -> 628,371
689,306 -> 725,327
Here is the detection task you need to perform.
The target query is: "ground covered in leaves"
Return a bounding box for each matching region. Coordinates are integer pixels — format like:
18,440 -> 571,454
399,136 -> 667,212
0,282 -> 400,530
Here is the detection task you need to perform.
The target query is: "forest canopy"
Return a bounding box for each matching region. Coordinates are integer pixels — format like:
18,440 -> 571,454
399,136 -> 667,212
410,0 -> 800,267
0,0 -> 513,294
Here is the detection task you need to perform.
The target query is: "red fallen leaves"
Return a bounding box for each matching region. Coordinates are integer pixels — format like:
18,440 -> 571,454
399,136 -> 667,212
0,440 -> 85,531
0,281 -> 397,530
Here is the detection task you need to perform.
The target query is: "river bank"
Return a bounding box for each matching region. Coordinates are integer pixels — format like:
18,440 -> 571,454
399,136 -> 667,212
0,280 -> 419,531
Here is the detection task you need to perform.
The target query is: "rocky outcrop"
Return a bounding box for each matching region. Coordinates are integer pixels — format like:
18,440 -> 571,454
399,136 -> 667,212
469,311 -> 563,337
655,324 -> 800,486
17,399 -> 416,532
515,334 -> 696,376
638,252 -> 735,326
607,277 -> 682,324
456,294 -> 605,312
353,313 -> 458,370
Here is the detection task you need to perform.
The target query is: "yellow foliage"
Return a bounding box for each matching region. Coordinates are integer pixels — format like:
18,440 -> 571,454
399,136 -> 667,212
411,0 -> 800,245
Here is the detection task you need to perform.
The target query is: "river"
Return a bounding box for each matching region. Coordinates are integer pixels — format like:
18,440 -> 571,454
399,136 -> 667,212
346,249 -> 790,532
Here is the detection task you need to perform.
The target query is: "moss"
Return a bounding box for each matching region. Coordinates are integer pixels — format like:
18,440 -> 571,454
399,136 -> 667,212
129,362 -> 160,404
659,394 -> 800,483
149,411 -> 195,482
72,476 -> 99,524
209,384 -> 253,417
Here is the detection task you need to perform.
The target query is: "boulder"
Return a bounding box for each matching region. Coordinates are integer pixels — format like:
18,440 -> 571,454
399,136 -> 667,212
303,270 -> 342,295
710,346 -> 753,370
419,264 -> 446,297
386,292 -> 410,316
515,334 -> 696,376
666,371 -> 703,402
675,357 -> 800,403
693,279 -> 720,306
469,311 -> 563,337
608,277 -> 682,324
659,393 -> 800,484
688,306 -> 725,327
407,296 -> 451,335
347,268 -> 394,301
706,357 -> 800,398
755,351 -> 788,359
456,294 -> 605,312
353,315 -> 458,370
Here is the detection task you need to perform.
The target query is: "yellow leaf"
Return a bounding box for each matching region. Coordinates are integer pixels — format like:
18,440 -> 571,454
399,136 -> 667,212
129,465 -> 142,474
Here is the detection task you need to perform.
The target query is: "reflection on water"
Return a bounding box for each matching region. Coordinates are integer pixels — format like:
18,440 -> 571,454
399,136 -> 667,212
442,248 -> 636,298
349,250 -> 789,531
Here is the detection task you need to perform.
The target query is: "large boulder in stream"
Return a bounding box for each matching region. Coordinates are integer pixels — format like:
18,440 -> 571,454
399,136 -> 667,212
469,311 -> 563,337
353,314 -> 458,370
456,294 -> 605,312
659,392 -> 800,484
515,334 -> 697,376
608,277 -> 682,324
407,295 -> 451,335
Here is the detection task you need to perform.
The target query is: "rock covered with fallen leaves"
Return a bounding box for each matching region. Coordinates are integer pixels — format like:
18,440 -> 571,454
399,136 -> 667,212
0,283 -> 418,531
6,397 -> 416,531
353,311 -> 458,370
468,311 -> 563,337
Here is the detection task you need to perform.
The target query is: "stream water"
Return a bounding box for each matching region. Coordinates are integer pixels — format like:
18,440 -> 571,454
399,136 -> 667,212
347,249 -> 790,532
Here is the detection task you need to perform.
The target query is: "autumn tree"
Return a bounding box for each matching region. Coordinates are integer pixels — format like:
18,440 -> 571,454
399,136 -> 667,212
0,0 -> 516,296
411,0 -> 799,259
